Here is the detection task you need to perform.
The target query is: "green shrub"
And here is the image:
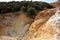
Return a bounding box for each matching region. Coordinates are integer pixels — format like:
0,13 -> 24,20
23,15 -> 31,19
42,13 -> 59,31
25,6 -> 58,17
21,6 -> 27,12
0,1 -> 54,15
26,7 -> 36,17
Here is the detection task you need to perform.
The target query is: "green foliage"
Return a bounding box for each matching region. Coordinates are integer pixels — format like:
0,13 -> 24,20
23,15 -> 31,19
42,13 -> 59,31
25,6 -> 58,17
21,6 -> 27,12
0,1 -> 54,17
26,7 -> 36,16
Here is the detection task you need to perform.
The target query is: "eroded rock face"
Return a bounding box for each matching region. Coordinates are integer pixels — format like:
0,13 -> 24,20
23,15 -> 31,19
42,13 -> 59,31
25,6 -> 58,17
30,8 -> 56,31
0,12 -> 33,38
22,8 -> 60,40
51,1 -> 60,7
0,7 -> 60,40
0,36 -> 17,40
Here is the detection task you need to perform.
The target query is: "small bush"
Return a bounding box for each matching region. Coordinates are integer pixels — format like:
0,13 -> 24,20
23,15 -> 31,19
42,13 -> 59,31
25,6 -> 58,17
26,7 -> 36,17
21,6 -> 27,12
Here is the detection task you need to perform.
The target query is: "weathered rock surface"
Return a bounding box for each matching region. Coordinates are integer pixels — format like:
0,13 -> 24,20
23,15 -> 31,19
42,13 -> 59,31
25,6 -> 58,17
0,6 -> 60,40
22,8 -> 60,40
51,1 -> 60,7
0,36 -> 17,40
0,12 -> 33,38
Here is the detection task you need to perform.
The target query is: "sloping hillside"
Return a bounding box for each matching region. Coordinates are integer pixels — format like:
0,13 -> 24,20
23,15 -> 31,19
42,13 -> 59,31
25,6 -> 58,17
0,11 -> 33,38
51,1 -> 60,7
22,7 -> 60,40
0,1 -> 60,40
0,7 -> 59,40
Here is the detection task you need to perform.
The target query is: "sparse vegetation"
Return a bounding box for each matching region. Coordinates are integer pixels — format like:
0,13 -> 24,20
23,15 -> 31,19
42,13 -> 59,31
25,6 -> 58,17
0,1 -> 54,17
26,7 -> 36,17
21,6 -> 27,12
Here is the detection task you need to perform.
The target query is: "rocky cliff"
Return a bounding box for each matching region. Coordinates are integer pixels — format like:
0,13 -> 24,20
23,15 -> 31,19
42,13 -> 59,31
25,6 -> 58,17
22,7 -> 60,40
0,2 -> 60,40
0,7 -> 60,40
51,1 -> 60,7
0,11 -> 33,38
